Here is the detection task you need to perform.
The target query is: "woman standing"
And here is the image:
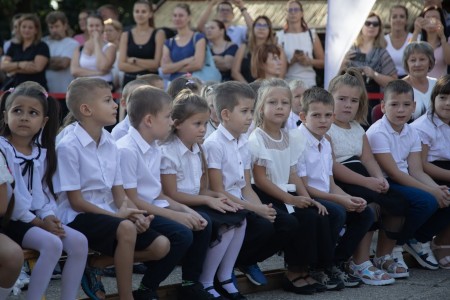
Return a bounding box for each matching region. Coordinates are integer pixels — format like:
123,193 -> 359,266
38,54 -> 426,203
205,19 -> 238,82
104,18 -> 123,92
70,13 -> 116,86
412,5 -> 450,79
344,12 -> 397,94
1,14 -> 49,90
73,9 -> 90,46
119,0 -> 165,86
276,0 -> 324,87
385,5 -> 413,78
232,16 -> 286,83
161,3 -> 206,82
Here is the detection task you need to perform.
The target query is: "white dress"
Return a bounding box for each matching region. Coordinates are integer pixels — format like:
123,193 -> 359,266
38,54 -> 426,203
327,121 -> 365,163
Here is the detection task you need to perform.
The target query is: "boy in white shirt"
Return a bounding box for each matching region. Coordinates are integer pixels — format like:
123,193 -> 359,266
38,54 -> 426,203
367,80 -> 450,270
204,81 -> 299,287
54,78 -> 169,300
296,87 -> 374,287
116,86 -> 213,300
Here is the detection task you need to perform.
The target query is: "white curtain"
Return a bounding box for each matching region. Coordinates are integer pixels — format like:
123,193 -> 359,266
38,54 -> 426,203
324,0 -> 376,89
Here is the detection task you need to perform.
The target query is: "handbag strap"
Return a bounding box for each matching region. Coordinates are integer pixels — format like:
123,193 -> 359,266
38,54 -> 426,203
193,32 -> 216,68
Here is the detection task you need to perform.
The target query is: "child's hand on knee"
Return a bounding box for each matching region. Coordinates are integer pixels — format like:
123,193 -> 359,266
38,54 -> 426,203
42,215 -> 66,237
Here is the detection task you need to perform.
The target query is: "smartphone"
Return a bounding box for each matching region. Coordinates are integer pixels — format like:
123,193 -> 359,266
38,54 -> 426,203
294,49 -> 304,56
353,52 -> 366,63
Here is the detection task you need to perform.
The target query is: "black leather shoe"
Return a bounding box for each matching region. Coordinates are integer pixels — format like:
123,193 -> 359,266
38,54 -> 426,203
281,275 -> 316,295
216,279 -> 247,300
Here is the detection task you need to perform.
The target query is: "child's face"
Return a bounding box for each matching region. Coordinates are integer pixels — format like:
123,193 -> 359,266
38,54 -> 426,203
150,103 -> 173,141
434,93 -> 450,124
381,92 -> 415,132
291,86 -> 306,115
300,102 -> 334,140
332,85 -> 360,125
5,95 -> 48,140
262,87 -> 291,126
223,97 -> 254,139
206,94 -> 219,124
86,88 -> 118,127
175,111 -> 210,148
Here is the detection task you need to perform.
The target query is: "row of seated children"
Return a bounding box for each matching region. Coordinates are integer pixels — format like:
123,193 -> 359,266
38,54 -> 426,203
0,70 -> 449,300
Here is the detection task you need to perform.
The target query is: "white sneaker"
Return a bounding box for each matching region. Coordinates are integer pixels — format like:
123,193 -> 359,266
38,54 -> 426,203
404,240 -> 439,270
392,245 -> 409,270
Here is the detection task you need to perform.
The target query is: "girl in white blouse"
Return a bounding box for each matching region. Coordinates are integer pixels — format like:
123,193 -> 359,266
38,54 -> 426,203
328,69 -> 409,282
410,74 -> 450,269
160,90 -> 247,299
249,79 -> 332,294
0,150 -> 23,300
0,82 -> 88,299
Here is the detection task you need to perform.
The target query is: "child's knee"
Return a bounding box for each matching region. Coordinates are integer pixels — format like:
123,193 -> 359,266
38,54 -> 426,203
116,220 -> 137,243
3,242 -> 23,271
150,235 -> 170,260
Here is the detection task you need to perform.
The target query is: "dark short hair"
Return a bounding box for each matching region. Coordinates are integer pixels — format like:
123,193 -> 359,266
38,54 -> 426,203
212,82 -> 255,121
46,11 -> 68,25
383,80 -> 414,102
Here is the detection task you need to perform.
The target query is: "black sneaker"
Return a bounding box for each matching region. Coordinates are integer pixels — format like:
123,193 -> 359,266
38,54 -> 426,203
178,282 -> 214,300
310,270 -> 345,291
133,288 -> 159,300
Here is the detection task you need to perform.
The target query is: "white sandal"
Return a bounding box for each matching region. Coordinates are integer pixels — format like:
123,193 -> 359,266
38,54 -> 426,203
431,239 -> 450,269
373,254 -> 409,278
348,260 -> 395,286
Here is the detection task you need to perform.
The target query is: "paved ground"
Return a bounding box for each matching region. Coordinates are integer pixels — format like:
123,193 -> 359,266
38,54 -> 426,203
9,254 -> 450,300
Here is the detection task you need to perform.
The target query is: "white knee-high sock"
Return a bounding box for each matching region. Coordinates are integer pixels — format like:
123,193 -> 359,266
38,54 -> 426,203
199,228 -> 235,297
217,219 -> 247,294
60,225 -> 88,300
0,286 -> 12,300
22,227 -> 62,300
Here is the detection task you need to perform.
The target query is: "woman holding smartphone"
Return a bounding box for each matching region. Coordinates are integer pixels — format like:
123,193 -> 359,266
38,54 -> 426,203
275,0 -> 324,87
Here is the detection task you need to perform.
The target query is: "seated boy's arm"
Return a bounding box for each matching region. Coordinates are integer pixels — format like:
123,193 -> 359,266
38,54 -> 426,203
67,190 -> 117,217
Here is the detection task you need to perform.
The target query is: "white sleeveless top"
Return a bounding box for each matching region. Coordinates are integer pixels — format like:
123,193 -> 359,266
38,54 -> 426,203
327,121 -> 365,163
79,43 -> 113,82
384,33 -> 412,77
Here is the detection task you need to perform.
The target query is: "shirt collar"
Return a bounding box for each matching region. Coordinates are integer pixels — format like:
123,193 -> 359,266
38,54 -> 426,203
74,122 -> 109,147
218,124 -> 248,145
128,126 -> 157,155
175,136 -> 200,155
298,123 -> 325,149
430,113 -> 447,128
381,115 -> 408,136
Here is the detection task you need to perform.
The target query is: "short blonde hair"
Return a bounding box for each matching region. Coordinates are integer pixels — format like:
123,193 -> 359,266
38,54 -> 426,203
66,77 -> 111,119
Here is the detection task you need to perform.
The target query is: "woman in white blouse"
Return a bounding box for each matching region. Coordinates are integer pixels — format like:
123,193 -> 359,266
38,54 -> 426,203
275,0 -> 324,87
402,41 -> 437,120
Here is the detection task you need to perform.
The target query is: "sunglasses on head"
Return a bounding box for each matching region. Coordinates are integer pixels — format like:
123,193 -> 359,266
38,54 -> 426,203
364,20 -> 380,27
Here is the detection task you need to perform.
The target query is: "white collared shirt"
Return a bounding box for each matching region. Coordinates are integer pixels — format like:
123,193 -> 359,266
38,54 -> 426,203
111,116 -> 130,141
285,111 -> 301,130
296,124 -> 332,192
160,137 -> 203,195
367,115 -> 422,176
116,127 -> 168,208
0,138 -> 56,223
54,123 -> 123,224
411,112 -> 450,162
203,124 -> 249,199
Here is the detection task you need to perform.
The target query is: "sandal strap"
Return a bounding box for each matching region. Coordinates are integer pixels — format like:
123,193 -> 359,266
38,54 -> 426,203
431,240 -> 450,250
290,275 -> 308,283
219,278 -> 233,285
352,260 -> 373,272
375,254 -> 408,273
438,256 -> 450,265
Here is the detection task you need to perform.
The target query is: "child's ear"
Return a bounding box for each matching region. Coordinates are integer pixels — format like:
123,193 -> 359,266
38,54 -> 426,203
143,114 -> 153,127
79,103 -> 92,116
41,116 -> 49,129
380,100 -> 386,114
120,98 -> 127,108
299,111 -> 307,123
221,109 -> 229,121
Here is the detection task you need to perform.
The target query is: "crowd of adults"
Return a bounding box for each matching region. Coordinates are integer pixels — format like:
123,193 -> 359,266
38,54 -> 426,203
0,0 -> 449,121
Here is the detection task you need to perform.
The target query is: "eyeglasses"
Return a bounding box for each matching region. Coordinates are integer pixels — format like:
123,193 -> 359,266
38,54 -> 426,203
364,20 -> 380,27
255,23 -> 269,29
218,8 -> 232,13
288,7 -> 302,14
